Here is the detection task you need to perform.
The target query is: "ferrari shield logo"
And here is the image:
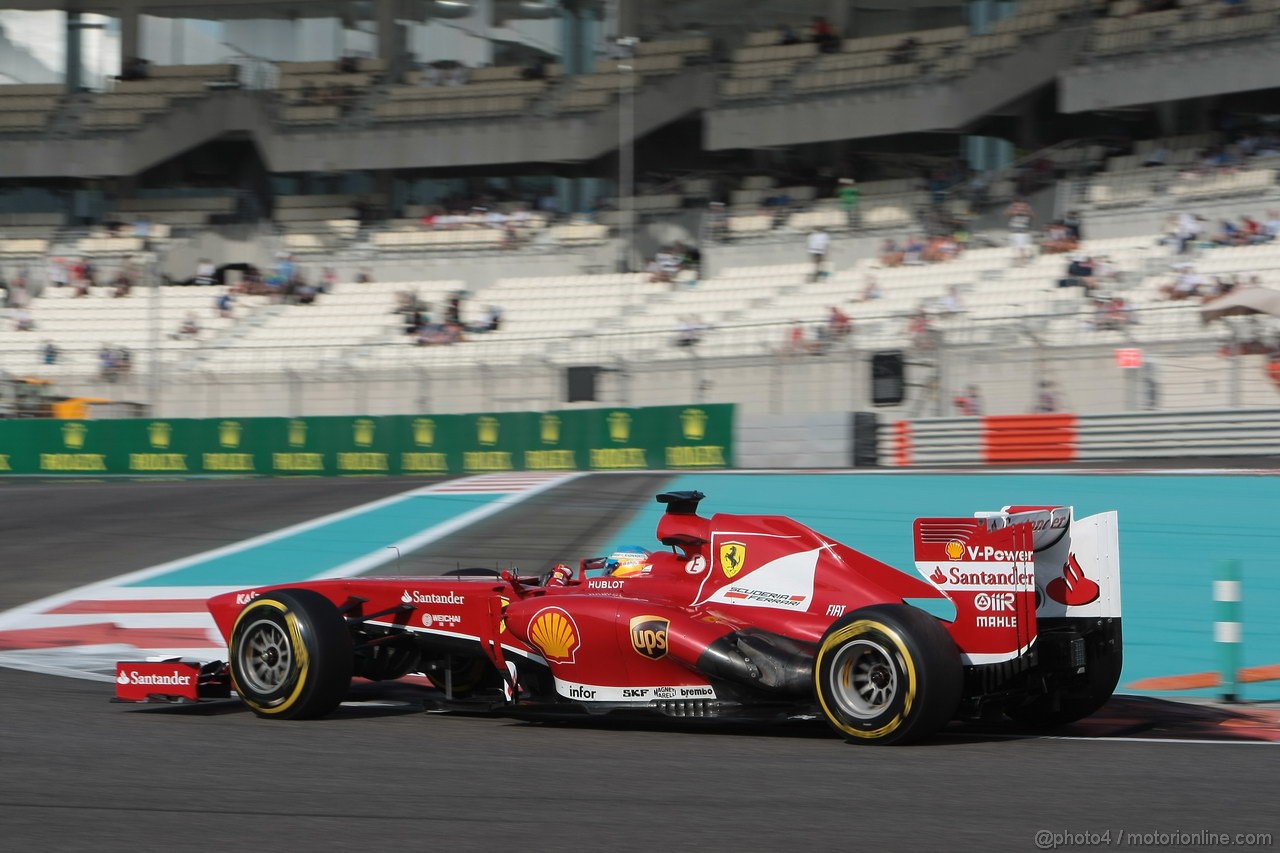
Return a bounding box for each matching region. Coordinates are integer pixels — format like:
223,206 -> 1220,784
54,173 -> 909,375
719,541 -> 747,579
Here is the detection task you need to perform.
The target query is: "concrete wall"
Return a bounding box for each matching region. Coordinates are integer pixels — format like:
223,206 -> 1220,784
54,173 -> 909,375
1060,37 -> 1280,114
735,412 -> 851,468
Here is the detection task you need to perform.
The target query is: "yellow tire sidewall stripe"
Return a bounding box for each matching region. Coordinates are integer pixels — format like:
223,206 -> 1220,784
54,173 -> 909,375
815,618 -> 918,740
230,598 -> 312,715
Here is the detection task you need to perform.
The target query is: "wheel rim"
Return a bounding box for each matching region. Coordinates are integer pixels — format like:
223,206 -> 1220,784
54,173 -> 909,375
237,618 -> 294,695
829,639 -> 899,720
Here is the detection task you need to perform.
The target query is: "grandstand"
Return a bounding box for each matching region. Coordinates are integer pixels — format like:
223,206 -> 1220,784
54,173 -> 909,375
3,0 -> 1280,422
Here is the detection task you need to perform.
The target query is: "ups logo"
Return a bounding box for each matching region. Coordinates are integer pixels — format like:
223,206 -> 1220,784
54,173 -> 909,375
630,615 -> 669,660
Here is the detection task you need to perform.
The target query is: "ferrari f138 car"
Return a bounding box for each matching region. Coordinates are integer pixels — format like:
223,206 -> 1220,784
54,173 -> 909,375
115,491 -> 1122,745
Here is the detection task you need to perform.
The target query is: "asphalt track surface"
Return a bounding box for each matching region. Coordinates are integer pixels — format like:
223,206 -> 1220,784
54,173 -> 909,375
2,477 -> 1278,853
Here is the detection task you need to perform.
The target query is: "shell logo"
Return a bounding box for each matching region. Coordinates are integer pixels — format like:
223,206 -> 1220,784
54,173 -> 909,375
945,540 -> 965,561
528,607 -> 580,664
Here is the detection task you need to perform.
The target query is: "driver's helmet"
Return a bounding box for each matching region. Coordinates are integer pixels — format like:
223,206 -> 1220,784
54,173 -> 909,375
606,545 -> 651,577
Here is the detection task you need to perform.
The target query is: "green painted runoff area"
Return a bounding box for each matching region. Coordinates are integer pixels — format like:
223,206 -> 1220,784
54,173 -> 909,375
606,472 -> 1280,701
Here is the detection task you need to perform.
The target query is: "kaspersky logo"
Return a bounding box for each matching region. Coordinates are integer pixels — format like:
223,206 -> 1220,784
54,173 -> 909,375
219,420 -> 242,448
412,417 -> 435,447
353,418 -> 375,447
607,411 -> 631,443
62,422 -> 87,449
680,408 -> 708,441
148,421 -> 172,449
529,607 -> 579,663
1046,553 -> 1100,606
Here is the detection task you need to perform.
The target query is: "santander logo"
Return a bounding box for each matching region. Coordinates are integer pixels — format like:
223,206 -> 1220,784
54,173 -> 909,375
1046,553 -> 1100,606
930,567 -> 947,585
116,671 -> 130,685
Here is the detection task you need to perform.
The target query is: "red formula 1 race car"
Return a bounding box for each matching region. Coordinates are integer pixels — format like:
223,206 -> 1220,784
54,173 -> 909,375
115,491 -> 1122,745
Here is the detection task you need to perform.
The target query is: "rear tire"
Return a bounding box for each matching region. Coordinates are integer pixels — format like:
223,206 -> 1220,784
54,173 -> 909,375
814,604 -> 962,745
229,589 -> 353,719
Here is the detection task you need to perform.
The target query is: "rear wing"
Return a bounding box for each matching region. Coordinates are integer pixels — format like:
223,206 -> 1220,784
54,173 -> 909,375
913,506 -> 1120,666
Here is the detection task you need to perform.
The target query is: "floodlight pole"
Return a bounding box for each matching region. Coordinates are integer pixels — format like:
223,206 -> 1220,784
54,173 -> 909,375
618,62 -> 635,273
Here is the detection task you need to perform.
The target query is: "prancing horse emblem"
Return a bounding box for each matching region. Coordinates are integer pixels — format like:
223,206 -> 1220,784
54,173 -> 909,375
719,541 -> 747,579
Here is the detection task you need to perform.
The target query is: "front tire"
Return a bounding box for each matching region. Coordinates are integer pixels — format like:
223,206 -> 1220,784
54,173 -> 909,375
814,604 -> 962,745
230,589 -> 353,719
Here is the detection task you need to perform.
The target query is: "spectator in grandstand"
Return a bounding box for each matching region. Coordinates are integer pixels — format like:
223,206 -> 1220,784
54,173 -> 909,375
1213,219 -> 1246,247
48,257 -> 68,289
109,264 -> 134,298
1162,262 -> 1209,300
827,306 -> 852,339
173,313 -> 200,339
321,267 -> 338,293
216,289 -> 234,319
860,274 -> 882,301
807,228 -> 831,281
879,238 -> 904,267
1041,221 -> 1079,254
902,234 -> 927,265
936,285 -> 965,314
522,57 -> 549,80
1005,199 -> 1034,266
907,305 -> 937,351
12,307 -> 34,332
356,267 -> 374,283
837,178 -> 860,228
1091,296 -> 1137,331
779,24 -> 802,45
41,340 -> 59,365
467,305 -> 503,334
1059,254 -> 1096,292
1142,141 -> 1170,167
338,55 -> 359,74
786,321 -> 810,355
119,56 -> 150,81
1063,210 -> 1083,243
811,16 -> 839,54
445,293 -> 463,325
7,278 -> 31,309
953,385 -> 982,416
888,36 -> 921,65
675,315 -> 707,348
1219,0 -> 1248,18
648,249 -> 679,284
1034,380 -> 1059,413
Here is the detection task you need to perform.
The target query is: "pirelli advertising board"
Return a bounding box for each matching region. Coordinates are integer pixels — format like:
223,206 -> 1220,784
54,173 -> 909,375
0,404 -> 733,476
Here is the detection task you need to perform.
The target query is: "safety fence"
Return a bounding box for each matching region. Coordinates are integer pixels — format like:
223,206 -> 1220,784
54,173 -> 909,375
0,404 -> 734,476
884,408 -> 1280,466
